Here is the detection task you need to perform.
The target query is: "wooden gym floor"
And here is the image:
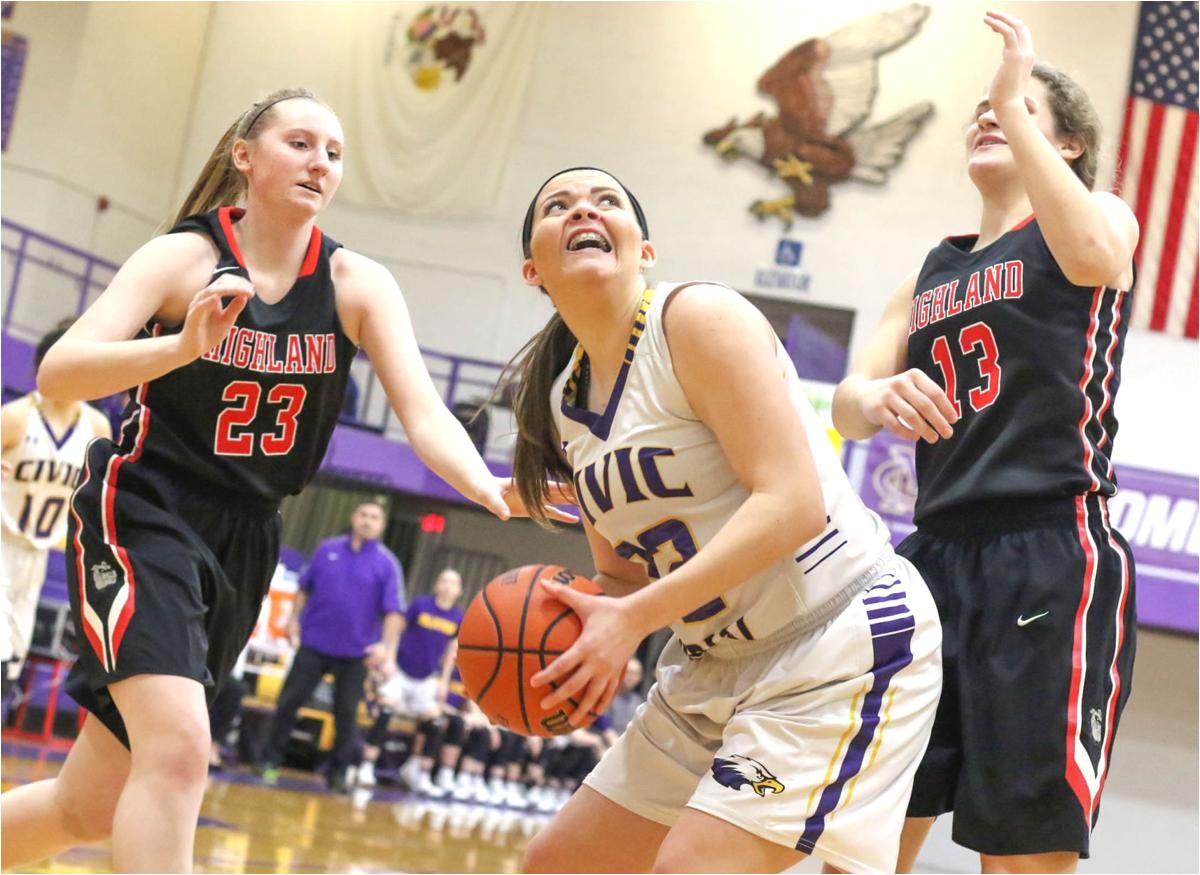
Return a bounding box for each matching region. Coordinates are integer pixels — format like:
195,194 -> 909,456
1,741 -> 538,874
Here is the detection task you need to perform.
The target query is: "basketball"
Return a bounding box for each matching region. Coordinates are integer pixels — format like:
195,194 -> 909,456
456,564 -> 604,737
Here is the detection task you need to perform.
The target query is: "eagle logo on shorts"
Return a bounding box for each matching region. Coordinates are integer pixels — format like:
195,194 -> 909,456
711,755 -> 785,797
701,4 -> 933,226
90,561 -> 118,592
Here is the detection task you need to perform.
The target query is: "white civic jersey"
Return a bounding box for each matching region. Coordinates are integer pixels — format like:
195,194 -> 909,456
2,396 -> 97,550
552,282 -> 892,658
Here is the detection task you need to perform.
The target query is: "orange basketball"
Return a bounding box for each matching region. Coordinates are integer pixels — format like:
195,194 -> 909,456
456,564 -> 603,737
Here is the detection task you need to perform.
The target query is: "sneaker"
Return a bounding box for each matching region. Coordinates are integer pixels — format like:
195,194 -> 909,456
261,764 -> 281,786
472,775 -> 492,804
437,766 -> 459,795
452,773 -> 475,802
327,770 -> 349,794
357,761 -> 377,788
418,770 -> 446,798
488,775 -> 508,805
399,756 -> 424,789
506,780 -> 529,810
535,785 -> 557,813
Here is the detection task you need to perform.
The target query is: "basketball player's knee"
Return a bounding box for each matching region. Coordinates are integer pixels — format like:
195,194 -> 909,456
134,715 -> 211,787
521,829 -> 568,873
651,839 -> 699,874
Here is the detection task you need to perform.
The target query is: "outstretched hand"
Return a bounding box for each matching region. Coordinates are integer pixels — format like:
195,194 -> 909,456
530,581 -> 643,727
476,477 -> 580,524
985,10 -> 1036,111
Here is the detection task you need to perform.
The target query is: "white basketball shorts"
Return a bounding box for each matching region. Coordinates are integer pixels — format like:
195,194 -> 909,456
1,533 -> 50,677
584,555 -> 942,874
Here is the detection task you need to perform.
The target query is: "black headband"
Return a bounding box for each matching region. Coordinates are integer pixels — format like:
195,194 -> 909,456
521,166 -> 649,257
242,95 -> 297,136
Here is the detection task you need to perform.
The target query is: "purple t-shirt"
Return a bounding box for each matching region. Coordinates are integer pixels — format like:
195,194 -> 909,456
298,535 -> 404,659
396,594 -> 463,679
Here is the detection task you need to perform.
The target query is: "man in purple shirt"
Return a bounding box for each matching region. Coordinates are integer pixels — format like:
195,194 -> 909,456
261,501 -> 404,791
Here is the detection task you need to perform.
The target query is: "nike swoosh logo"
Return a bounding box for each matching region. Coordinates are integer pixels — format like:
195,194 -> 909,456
1017,611 -> 1050,627
212,265 -> 241,276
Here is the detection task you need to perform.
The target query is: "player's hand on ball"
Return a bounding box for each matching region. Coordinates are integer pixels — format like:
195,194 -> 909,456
179,275 -> 255,363
530,581 -> 643,727
860,369 -> 958,444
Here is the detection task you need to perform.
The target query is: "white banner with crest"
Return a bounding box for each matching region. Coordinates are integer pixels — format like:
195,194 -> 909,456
334,2 -> 545,216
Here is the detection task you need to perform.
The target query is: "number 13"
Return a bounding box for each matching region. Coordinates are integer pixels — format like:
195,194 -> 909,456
930,321 -> 1001,416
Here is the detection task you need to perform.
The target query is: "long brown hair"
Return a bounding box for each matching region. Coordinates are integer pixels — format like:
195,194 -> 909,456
172,87 -> 328,226
1031,63 -> 1101,190
503,167 -> 650,528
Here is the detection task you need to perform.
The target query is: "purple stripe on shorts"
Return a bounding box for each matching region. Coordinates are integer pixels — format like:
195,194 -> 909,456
868,615 -> 916,638
863,591 -> 906,605
866,575 -> 903,593
795,604 -> 915,855
866,602 -> 911,621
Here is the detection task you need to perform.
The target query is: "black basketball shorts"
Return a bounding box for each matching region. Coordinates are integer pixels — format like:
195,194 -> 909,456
900,494 -> 1136,858
65,441 -> 280,748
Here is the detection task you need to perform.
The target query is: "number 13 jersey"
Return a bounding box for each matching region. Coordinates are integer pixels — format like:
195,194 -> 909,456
116,206 -> 358,506
907,216 -> 1133,523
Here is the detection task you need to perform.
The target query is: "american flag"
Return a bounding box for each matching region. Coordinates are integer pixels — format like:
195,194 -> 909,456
1115,1 -> 1198,338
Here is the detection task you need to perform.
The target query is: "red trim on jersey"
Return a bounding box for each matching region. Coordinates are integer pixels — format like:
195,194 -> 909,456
942,214 -> 1036,245
104,379 -> 152,662
69,454 -> 107,667
1075,288 -> 1105,491
1075,288 -> 1099,487
1065,495 -> 1099,824
218,206 -> 248,268
1095,499 -> 1131,813
298,226 -> 323,278
1094,290 -> 1125,457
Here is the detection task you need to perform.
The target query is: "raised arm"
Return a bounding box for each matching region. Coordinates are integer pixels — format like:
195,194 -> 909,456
984,11 -> 1137,287
37,233 -> 254,401
832,269 -> 959,443
333,249 -> 576,522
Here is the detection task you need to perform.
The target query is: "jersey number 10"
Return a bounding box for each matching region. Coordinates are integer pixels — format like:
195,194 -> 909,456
929,321 -> 1001,417
214,380 -> 307,456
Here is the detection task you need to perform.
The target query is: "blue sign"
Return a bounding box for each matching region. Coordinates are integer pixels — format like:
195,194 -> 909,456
774,239 -> 803,267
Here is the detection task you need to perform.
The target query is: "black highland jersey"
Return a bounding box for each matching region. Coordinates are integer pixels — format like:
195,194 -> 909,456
114,206 -> 357,505
907,216 -> 1133,523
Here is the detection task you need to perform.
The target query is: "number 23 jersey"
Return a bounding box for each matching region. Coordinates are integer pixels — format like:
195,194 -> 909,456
907,215 -> 1133,523
114,206 -> 357,505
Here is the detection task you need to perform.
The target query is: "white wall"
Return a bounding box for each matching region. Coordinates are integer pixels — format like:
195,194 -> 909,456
0,2 -> 212,258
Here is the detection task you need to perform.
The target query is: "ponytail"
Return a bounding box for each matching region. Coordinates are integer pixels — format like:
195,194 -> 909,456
172,120 -> 244,227
504,312 -> 578,528
170,87 -> 326,227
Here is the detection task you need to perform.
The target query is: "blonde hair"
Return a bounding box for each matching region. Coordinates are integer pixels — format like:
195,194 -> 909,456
172,87 -> 330,225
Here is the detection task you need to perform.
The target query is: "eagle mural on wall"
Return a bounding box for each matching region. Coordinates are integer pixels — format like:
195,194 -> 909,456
703,4 -> 933,226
